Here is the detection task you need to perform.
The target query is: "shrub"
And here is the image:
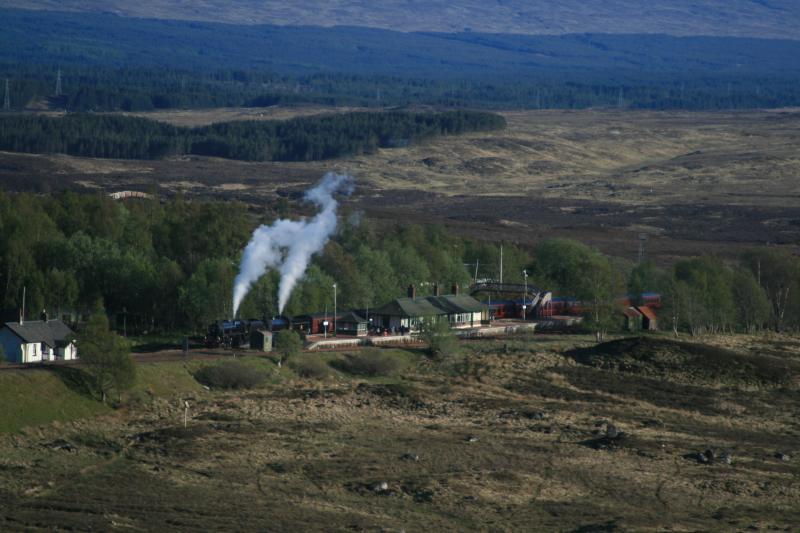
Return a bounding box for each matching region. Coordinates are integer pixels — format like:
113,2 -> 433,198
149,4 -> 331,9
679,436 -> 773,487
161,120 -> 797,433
417,319 -> 459,359
289,355 -> 332,379
79,302 -> 136,402
194,361 -> 267,389
332,349 -> 407,377
274,330 -> 304,362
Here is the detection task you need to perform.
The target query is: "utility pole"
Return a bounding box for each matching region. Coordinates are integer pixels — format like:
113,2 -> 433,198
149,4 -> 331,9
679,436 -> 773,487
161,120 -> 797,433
523,270 -> 528,321
499,244 -> 504,285
56,68 -> 62,96
637,233 -> 648,264
3,79 -> 9,111
332,283 -> 337,337
618,87 -> 624,108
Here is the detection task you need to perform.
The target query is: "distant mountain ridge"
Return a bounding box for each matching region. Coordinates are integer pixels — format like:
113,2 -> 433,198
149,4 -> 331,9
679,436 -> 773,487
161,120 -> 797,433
3,0 -> 800,40
3,8 -> 800,79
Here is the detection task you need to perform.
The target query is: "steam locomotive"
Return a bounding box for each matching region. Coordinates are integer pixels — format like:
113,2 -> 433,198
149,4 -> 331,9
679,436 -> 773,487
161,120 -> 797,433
203,316 -> 294,348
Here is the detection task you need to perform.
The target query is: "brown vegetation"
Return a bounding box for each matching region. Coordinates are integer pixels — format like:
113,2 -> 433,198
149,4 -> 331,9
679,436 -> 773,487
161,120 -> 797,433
0,334 -> 798,531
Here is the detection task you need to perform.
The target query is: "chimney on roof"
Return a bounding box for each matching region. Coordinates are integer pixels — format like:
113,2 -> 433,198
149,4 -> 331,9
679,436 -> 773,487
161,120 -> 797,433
451,283 -> 459,295
433,283 -> 441,296
407,284 -> 416,299
20,285 -> 25,325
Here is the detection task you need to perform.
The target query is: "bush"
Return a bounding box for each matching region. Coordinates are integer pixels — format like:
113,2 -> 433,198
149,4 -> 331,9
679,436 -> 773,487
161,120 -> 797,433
332,349 -> 407,377
289,355 -> 332,379
274,330 -> 304,363
194,361 -> 267,389
417,319 -> 459,359
79,302 -> 136,402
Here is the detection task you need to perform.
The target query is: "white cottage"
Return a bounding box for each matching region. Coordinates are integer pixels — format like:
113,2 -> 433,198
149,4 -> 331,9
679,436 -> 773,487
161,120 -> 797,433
0,320 -> 77,364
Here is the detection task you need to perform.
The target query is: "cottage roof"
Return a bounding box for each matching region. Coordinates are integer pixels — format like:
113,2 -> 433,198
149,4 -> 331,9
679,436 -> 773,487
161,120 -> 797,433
372,297 -> 444,318
433,294 -> 485,314
3,320 -> 74,348
337,311 -> 366,324
623,307 -> 643,319
636,306 -> 658,321
373,295 -> 485,318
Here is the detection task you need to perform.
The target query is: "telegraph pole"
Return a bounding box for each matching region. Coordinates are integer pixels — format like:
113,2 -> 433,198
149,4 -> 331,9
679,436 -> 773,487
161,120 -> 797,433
332,283 -> 337,337
638,233 -> 648,264
3,79 -> 9,111
522,270 -> 528,321
499,244 -> 504,284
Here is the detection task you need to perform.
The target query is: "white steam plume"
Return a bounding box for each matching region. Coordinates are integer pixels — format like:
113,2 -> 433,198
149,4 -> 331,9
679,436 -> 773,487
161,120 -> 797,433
232,172 -> 354,317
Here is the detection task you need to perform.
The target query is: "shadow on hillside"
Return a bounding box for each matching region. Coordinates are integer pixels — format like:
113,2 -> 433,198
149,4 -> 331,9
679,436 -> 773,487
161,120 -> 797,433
48,365 -> 97,399
564,335 -> 799,387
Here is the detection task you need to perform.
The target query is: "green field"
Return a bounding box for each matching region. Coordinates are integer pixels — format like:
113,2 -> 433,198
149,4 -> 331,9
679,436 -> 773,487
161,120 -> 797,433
0,370 -> 111,433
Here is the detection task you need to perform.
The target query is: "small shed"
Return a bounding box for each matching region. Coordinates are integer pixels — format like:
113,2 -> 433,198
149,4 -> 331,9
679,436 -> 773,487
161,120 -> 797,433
336,312 -> 367,336
293,312 -> 344,335
637,306 -> 658,331
622,307 -> 643,331
249,329 -> 273,351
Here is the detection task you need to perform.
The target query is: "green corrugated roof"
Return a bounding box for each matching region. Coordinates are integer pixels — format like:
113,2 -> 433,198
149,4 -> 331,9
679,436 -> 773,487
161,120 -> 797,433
435,295 -> 485,313
338,311 -> 366,324
373,295 -> 485,318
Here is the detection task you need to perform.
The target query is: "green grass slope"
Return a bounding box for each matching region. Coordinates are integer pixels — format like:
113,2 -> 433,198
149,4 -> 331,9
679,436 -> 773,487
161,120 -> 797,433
0,370 -> 111,433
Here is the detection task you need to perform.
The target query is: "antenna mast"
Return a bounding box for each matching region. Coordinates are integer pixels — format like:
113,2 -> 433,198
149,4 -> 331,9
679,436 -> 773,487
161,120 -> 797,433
499,244 -> 504,284
638,233 -> 649,264
3,79 -> 9,110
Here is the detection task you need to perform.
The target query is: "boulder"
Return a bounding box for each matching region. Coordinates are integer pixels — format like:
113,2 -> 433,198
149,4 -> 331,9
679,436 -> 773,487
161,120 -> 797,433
371,481 -> 389,494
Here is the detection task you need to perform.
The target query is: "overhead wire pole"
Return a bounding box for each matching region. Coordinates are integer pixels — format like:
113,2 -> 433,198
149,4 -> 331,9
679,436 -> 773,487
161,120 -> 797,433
499,244 -> 503,284
638,233 -> 648,264
523,270 -> 528,321
332,283 -> 337,337
3,79 -> 9,111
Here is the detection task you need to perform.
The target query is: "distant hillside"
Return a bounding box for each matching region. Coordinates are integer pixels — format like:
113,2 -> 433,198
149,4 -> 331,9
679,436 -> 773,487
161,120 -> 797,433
3,8 -> 800,79
3,0 -> 800,40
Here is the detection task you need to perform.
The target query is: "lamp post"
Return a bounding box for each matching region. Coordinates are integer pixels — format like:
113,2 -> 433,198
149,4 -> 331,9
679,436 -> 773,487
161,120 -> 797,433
332,283 -> 337,337
523,269 -> 528,321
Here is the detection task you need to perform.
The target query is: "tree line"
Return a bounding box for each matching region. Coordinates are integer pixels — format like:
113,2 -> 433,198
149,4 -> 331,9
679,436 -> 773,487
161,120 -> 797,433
0,111 -> 506,162
3,64 -> 800,113
0,192 -> 797,340
529,239 -> 800,339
